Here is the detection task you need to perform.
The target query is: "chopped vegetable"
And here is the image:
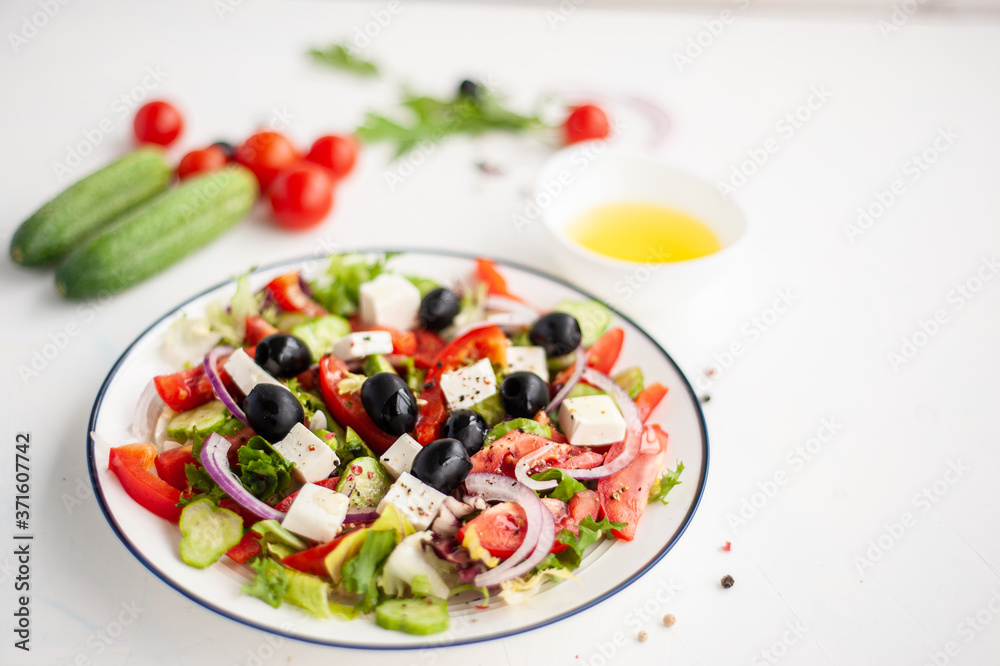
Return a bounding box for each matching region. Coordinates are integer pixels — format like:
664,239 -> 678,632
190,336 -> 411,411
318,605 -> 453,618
308,42 -> 379,77
178,499 -> 244,568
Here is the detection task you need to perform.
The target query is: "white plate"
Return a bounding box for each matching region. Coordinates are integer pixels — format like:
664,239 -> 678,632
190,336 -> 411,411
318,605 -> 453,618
87,249 -> 708,650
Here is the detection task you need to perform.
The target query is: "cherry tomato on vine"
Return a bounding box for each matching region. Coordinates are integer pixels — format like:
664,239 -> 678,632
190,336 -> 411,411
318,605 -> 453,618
177,146 -> 229,180
563,104 -> 610,145
268,163 -> 334,230
305,134 -> 359,180
133,101 -> 184,146
235,131 -> 301,190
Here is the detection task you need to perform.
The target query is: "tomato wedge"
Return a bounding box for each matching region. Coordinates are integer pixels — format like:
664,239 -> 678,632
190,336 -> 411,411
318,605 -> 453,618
457,498 -> 572,559
349,317 -> 417,356
474,258 -> 527,303
153,365 -> 215,412
154,445 -> 195,491
597,424 -> 668,541
413,325 -> 508,444
469,430 -> 603,477
265,271 -> 327,317
554,327 -> 625,386
108,443 -> 182,522
635,383 -> 668,423
244,315 -> 279,347
318,355 -> 398,454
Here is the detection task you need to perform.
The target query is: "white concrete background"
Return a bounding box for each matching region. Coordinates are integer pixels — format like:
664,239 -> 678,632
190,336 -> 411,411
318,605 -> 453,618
1,1 -> 999,665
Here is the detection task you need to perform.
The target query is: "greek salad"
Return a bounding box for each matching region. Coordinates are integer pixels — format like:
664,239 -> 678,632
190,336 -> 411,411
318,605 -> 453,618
109,253 -> 683,635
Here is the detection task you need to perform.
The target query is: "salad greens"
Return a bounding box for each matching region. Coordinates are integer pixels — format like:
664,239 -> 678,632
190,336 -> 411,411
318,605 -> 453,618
308,42 -> 380,77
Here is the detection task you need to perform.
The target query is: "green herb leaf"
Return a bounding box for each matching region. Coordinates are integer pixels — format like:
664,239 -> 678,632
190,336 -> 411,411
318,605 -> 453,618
310,253 -> 393,317
648,461 -> 684,505
238,437 -> 293,505
541,516 -> 626,571
340,529 -> 398,612
242,557 -> 289,608
530,468 -> 588,503
486,418 -> 551,447
308,43 -> 379,77
177,463 -> 227,507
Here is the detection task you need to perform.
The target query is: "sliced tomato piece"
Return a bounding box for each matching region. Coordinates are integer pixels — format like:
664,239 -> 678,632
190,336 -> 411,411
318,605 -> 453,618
635,383 -> 668,423
108,443 -> 182,522
226,531 -> 262,564
414,325 -> 508,444
265,271 -> 327,317
474,258 -> 524,301
568,490 -> 600,528
457,498 -> 571,560
244,315 -> 279,347
469,430 -> 603,478
585,327 -> 623,375
597,424 -> 668,541
412,329 -> 447,370
273,477 -> 341,513
154,445 -> 195,491
153,366 -> 214,412
349,316 -> 417,355
318,355 -> 398,454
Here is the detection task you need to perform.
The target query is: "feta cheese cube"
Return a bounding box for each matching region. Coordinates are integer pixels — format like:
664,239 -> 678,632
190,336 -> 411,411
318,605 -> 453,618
273,423 -> 340,483
558,395 -> 627,446
222,347 -> 283,395
439,358 -> 498,411
379,434 -> 423,479
281,483 -> 350,543
506,346 -> 548,380
332,330 -> 394,361
359,274 -> 421,331
377,472 -> 447,531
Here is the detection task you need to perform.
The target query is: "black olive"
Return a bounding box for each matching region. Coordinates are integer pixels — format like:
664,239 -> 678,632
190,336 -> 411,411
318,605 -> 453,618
244,383 -> 304,442
410,438 -> 472,495
360,372 -> 418,436
529,312 -> 582,357
499,371 -> 549,419
443,409 -> 488,456
458,79 -> 480,99
255,333 -> 312,378
210,141 -> 236,159
419,287 -> 461,331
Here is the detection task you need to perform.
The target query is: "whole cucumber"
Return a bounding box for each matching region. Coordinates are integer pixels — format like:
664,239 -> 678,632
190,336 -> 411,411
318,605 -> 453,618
10,148 -> 172,266
55,165 -> 258,300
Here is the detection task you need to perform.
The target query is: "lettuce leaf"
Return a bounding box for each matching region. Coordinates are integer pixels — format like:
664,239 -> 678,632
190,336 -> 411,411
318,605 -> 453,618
242,557 -> 289,608
340,529 -> 398,612
530,468 -> 588,503
648,461 -> 684,505
537,516 -> 626,571
485,418 -> 551,446
238,436 -> 293,505
206,271 -> 264,345
310,253 -> 394,317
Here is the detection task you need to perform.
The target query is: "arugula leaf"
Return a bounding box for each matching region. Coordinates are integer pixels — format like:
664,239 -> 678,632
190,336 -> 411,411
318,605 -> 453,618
340,529 -> 398,612
356,88 -> 547,158
308,43 -> 379,77
242,557 -> 289,608
238,437 -> 293,505
486,418 -> 551,446
310,253 -> 393,317
648,462 -> 684,505
531,468 -> 588,503
540,516 -> 626,571
177,463 -> 226,507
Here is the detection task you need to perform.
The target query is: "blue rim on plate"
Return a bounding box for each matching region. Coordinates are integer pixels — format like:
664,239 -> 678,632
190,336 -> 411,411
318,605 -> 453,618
87,248 -> 709,651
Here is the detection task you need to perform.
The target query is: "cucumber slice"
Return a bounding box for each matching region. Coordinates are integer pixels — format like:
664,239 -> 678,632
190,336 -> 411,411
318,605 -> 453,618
553,299 -> 612,348
291,315 -> 351,361
363,354 -> 397,376
178,499 -> 243,569
336,456 -> 392,508
166,400 -> 230,440
566,383 -> 604,400
613,366 -> 644,399
375,597 -> 450,635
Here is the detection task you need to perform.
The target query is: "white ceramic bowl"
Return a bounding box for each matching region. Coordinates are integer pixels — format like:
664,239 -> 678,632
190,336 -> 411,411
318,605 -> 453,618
536,145 -> 748,314
88,250 -> 708,649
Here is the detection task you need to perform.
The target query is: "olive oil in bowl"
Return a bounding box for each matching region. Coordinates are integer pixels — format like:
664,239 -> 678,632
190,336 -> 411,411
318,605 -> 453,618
565,202 -> 721,263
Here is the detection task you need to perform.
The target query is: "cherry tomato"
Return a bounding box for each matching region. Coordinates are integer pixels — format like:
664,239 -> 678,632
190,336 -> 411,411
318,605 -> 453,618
305,134 -> 359,180
177,146 -> 228,181
563,104 -> 610,145
133,100 -> 184,146
235,131 -> 301,190
268,163 -> 334,231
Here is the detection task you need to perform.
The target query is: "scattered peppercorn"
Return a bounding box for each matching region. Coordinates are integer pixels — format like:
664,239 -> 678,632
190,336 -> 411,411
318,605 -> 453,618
700,394 -> 712,403
721,574 -> 735,589
637,630 -> 648,642
663,614 -> 676,627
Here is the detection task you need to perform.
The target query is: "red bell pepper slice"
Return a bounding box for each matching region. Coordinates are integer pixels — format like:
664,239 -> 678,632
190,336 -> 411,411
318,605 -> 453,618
265,271 -> 327,317
475,257 -> 528,304
635,383 -> 668,423
108,443 -> 182,522
413,325 -> 508,444
282,532 -> 349,577
349,316 -> 417,356
318,355 -> 398,454
412,329 -> 447,370
154,445 -> 196,491
226,531 -> 262,564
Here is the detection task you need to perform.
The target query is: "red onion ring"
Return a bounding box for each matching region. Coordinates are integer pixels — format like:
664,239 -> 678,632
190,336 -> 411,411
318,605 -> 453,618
200,433 -> 285,522
514,443 -> 561,492
465,473 -> 556,588
485,294 -> 543,316
562,368 -> 642,481
203,345 -> 248,426
343,507 -> 380,524
545,346 -> 585,414
130,378 -> 165,441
